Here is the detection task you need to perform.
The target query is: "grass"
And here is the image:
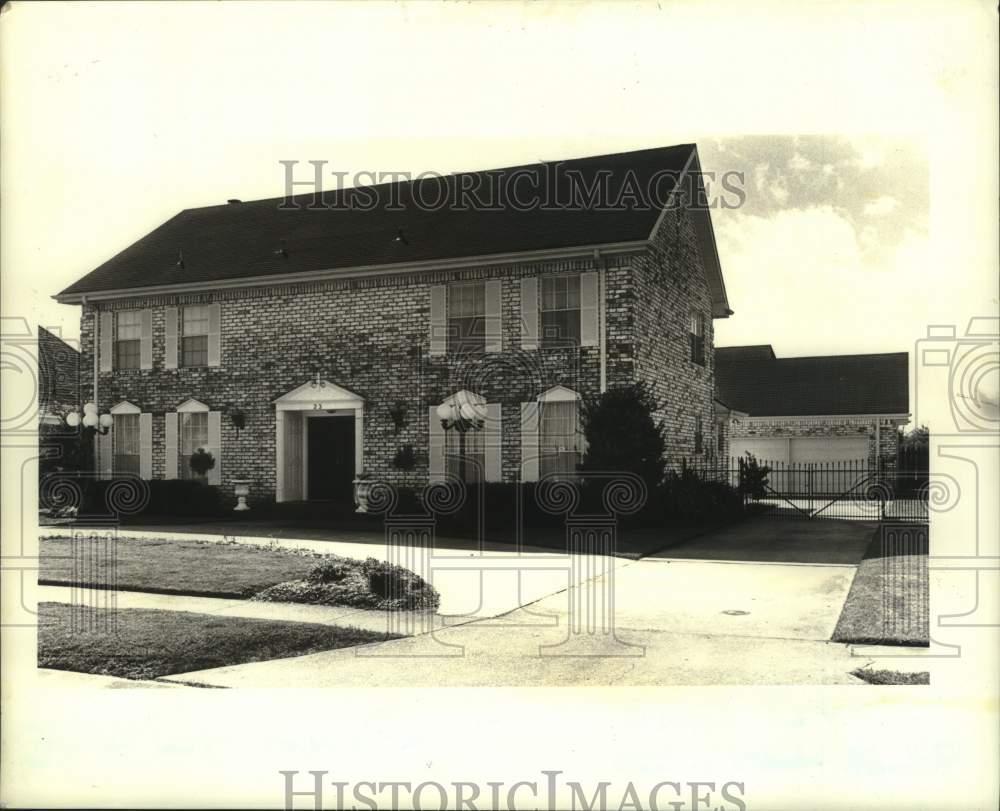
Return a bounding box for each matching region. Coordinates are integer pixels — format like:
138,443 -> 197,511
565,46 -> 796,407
832,524 -> 929,646
38,602 -> 397,680
40,534 -> 335,598
40,535 -> 440,610
852,668 -> 930,685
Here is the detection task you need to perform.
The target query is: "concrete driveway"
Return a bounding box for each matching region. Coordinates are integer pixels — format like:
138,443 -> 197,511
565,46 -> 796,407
166,517 -> 877,687
646,516 -> 876,565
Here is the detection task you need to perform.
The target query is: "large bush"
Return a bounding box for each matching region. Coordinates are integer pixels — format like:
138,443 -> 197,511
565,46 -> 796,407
579,383 -> 666,491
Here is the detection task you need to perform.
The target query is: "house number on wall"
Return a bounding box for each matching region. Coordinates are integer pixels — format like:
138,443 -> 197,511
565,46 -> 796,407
312,403 -> 324,410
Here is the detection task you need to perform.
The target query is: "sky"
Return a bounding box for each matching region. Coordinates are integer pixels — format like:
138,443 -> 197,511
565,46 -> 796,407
2,1 -> 996,420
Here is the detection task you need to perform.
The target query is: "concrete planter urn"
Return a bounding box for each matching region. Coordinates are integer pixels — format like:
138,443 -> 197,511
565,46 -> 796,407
353,475 -> 373,513
231,479 -> 252,511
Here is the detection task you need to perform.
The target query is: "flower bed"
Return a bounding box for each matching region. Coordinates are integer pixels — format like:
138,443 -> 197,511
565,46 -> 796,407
253,557 -> 440,611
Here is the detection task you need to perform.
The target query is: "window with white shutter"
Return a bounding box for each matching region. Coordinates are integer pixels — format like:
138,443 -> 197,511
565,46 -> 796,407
115,310 -> 142,370
181,305 -> 210,367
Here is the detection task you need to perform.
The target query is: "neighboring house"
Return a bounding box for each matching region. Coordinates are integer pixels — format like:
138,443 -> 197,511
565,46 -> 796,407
715,345 -> 909,467
37,326 -> 80,426
54,144 -> 732,503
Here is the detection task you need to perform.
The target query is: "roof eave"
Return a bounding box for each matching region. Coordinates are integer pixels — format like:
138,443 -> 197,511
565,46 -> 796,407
53,239 -> 650,304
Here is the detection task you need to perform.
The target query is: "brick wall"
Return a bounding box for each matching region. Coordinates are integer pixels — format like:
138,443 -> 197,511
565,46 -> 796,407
78,224 -> 720,501
79,254 -> 660,500
632,201 -> 716,462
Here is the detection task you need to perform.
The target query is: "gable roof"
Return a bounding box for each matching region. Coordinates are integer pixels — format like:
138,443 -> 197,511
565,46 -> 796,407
715,347 -> 909,417
37,326 -> 80,409
55,144 -> 730,316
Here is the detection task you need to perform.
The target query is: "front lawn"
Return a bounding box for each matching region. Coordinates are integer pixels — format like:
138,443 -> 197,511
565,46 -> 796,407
38,602 -> 397,680
40,535 -> 333,598
833,524 -> 929,646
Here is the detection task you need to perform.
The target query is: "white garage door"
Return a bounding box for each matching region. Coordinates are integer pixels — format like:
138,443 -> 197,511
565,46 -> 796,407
730,437 -> 789,464
730,436 -> 868,464
731,436 -> 869,495
789,436 -> 868,464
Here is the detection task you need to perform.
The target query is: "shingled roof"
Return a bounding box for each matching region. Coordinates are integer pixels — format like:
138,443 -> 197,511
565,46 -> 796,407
56,144 -> 729,314
715,347 -> 909,417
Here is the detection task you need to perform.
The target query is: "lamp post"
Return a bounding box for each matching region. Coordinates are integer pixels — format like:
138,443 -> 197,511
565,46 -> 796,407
436,395 -> 486,482
64,402 -> 113,470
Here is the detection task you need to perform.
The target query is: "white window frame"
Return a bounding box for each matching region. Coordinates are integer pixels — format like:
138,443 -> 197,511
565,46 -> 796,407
537,386 -> 584,478
110,400 -> 141,475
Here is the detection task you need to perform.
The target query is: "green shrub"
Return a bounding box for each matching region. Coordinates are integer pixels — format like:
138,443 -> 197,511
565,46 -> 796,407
362,558 -> 412,600
307,561 -> 352,583
188,448 -> 215,478
579,383 -> 666,491
656,466 -> 744,523
737,453 -> 770,499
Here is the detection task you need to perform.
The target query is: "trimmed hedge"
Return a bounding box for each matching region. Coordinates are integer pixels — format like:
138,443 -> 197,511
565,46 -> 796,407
383,473 -> 745,531
39,474 -> 222,519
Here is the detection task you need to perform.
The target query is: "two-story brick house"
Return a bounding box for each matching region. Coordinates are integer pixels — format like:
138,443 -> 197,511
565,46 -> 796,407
55,144 -> 731,504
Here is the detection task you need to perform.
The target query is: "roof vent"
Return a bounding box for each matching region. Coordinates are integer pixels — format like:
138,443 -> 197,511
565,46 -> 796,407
227,199 -> 242,204
175,250 -> 185,270
393,228 -> 409,245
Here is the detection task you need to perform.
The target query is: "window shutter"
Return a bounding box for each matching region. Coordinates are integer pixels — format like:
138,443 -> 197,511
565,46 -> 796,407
520,401 -> 540,482
139,413 -> 153,478
520,277 -> 538,350
207,410 -> 222,485
207,303 -> 222,367
164,307 -> 178,369
485,403 -> 503,482
98,429 -> 113,480
429,285 -> 447,357
428,406 -> 445,481
99,311 -> 113,372
164,412 -> 178,479
580,271 -> 599,347
485,280 -> 502,353
140,309 -> 153,370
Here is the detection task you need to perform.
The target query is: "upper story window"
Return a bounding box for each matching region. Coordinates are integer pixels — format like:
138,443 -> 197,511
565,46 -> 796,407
182,305 -> 210,367
115,310 -> 142,370
689,312 -> 706,366
540,274 -> 581,348
447,282 -> 486,354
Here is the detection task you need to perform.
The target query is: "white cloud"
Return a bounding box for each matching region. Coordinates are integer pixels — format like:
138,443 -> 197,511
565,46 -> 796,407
863,195 -> 899,217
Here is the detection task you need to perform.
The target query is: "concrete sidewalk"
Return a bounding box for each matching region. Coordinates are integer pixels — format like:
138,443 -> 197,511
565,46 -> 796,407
165,613 -> 873,687
37,668 -> 184,689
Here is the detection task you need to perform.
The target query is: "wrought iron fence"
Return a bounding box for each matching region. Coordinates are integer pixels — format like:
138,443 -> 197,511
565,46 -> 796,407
668,455 -> 929,522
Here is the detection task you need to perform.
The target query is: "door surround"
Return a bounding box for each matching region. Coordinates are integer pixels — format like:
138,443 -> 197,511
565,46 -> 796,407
274,379 -> 364,502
